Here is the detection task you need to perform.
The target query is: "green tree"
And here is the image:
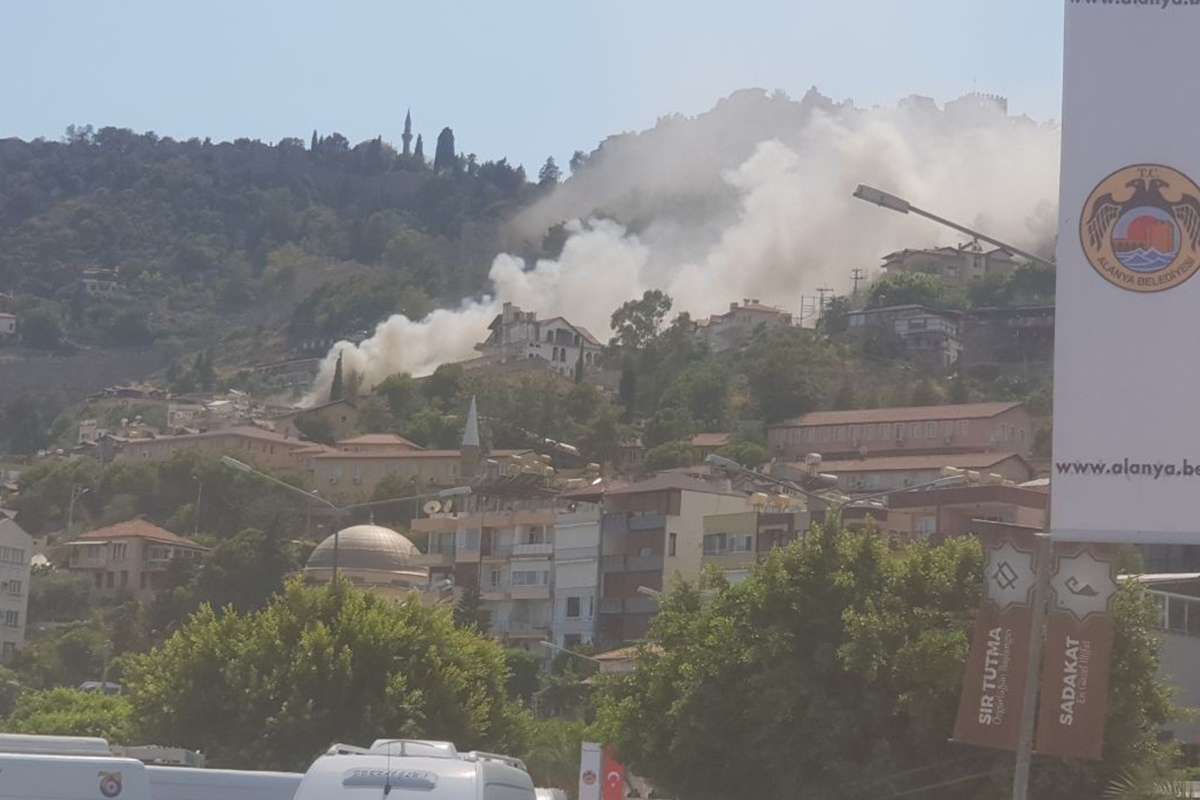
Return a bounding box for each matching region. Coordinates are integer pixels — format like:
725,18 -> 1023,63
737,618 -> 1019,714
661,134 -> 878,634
193,528 -> 297,613
294,414 -> 337,445
377,372 -> 424,419
434,127 -> 456,173
20,307 -> 64,349
454,579 -> 490,632
713,441 -> 768,468
4,688 -> 134,741
595,525 -> 1173,800
820,295 -> 851,335
27,568 -> 92,623
329,350 -> 345,402
538,157 -> 561,186
610,290 -> 672,351
504,648 -> 542,706
125,581 -> 527,770
642,440 -> 697,471
524,719 -> 589,794
910,379 -> 940,406
867,272 -> 953,309
743,330 -> 830,423
413,134 -> 425,163
642,404 -> 695,450
11,624 -> 110,690
423,363 -> 465,407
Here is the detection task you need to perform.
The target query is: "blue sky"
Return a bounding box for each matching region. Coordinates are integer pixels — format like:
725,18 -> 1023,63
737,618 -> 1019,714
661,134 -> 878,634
1,0 -> 1064,172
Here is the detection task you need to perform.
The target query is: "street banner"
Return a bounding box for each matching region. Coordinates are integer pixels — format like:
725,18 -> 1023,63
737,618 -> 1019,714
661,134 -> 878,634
1035,543 -> 1118,761
579,742 -> 601,800
1052,1 -> 1200,542
601,746 -> 627,800
953,529 -> 1040,751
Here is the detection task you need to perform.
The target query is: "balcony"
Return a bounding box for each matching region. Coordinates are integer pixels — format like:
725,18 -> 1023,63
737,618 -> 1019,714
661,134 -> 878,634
512,542 -> 554,558
67,555 -> 106,570
556,510 -> 602,527
492,619 -> 550,638
701,550 -> 757,571
509,583 -> 551,600
411,549 -> 456,567
143,557 -> 172,571
601,554 -> 664,574
554,545 -> 599,563
598,596 -> 659,615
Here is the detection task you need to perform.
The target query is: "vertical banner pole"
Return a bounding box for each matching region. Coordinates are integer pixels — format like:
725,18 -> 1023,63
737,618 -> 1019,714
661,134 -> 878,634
1012,533 -> 1051,800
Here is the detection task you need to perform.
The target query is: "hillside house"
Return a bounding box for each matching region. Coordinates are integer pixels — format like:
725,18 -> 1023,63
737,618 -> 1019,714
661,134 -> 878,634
64,520 -> 209,603
698,300 -> 793,353
474,302 -> 603,379
846,305 -> 962,369
881,242 -> 1018,288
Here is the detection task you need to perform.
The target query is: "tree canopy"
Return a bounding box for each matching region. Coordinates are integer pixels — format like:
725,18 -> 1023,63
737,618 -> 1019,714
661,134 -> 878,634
124,580 -> 529,770
596,524 -> 1173,800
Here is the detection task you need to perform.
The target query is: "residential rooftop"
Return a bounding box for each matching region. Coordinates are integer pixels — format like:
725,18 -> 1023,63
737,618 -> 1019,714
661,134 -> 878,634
774,401 -> 1023,428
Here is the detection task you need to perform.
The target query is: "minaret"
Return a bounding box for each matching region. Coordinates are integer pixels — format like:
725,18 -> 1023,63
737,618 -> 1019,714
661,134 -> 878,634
402,109 -> 413,157
461,395 -> 481,478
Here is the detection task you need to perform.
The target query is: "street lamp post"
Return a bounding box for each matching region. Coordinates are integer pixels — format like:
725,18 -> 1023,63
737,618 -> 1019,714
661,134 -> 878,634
852,184 -> 1056,270
220,456 -> 471,586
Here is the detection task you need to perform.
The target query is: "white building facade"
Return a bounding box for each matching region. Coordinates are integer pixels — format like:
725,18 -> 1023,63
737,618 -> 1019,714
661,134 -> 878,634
551,504 -> 602,648
0,519 -> 32,662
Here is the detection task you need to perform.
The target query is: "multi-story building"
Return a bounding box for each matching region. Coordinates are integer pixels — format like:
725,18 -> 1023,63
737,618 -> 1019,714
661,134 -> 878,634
474,302 -> 604,379
701,510 -> 809,584
846,305 -> 962,369
64,520 -> 209,603
596,474 -> 751,647
80,268 -> 121,297
0,313 -> 16,338
116,426 -> 317,472
0,518 -> 31,663
551,503 -> 602,649
880,242 -> 1018,288
697,300 -> 793,353
767,401 -> 1034,462
883,482 -> 1047,539
412,503 -> 557,645
308,449 -> 525,502
775,451 -> 1034,496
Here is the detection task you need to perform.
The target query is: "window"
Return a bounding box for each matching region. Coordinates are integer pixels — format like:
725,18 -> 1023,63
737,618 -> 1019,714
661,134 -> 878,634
588,596 -> 594,618
105,572 -> 114,589
489,569 -> 501,588
836,427 -> 846,442
120,571 -> 129,588
94,573 -> 103,589
3,610 -> 18,627
942,421 -> 954,437
864,424 -> 875,441
669,533 -> 677,557
0,547 -> 24,565
566,597 -> 581,618
926,422 -> 938,438
895,424 -> 905,441
910,423 -> 921,439
957,420 -> 969,437
111,543 -> 127,561
6,580 -> 20,596
511,570 -> 545,586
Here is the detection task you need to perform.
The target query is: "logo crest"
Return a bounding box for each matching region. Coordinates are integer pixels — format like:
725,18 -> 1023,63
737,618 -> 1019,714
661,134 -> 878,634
1081,164 -> 1200,292
99,771 -> 123,798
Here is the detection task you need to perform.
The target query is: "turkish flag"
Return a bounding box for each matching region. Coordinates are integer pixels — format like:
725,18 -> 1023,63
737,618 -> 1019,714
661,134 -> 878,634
601,746 -> 627,800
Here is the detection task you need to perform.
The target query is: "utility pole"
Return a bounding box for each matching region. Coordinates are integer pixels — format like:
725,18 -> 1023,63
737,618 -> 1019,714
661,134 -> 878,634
850,268 -> 865,295
815,287 -> 834,320
192,475 -> 203,537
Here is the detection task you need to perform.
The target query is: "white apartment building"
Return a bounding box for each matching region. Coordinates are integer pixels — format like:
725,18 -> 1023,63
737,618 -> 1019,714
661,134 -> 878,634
551,503 -> 602,649
0,518 -> 32,662
475,302 -> 603,379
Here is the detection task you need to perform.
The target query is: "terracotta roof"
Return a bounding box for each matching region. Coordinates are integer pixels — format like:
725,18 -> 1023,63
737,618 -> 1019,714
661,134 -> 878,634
812,451 -> 1027,473
311,449 -> 527,461
690,432 -> 732,448
76,520 -> 209,550
887,483 -> 1048,510
127,426 -> 304,447
337,434 -> 424,449
774,402 -> 1023,428
603,473 -> 746,498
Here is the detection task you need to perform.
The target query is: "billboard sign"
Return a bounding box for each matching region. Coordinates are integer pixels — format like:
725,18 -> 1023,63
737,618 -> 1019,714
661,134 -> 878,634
953,530 -> 1040,751
1052,2 -> 1200,542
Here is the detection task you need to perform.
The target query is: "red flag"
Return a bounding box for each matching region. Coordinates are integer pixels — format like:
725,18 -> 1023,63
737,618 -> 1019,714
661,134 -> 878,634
602,746 -> 627,800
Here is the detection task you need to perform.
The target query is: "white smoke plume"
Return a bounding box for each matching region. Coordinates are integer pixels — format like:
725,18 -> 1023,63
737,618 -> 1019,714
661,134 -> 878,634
307,89 -> 1061,402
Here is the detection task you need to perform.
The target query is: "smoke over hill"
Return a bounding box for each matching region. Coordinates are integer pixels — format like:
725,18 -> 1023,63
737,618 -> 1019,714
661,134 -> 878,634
310,88 -> 1061,399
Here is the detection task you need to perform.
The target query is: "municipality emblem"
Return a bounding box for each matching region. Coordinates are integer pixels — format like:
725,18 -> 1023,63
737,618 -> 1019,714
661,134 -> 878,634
1081,164 -> 1200,293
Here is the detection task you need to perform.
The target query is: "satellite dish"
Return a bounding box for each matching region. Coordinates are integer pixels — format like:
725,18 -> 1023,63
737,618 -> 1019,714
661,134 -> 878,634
423,500 -> 442,515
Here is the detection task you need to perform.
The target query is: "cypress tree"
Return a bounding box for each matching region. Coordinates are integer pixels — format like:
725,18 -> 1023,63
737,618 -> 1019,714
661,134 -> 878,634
413,134 -> 425,163
329,351 -> 345,402
310,130 -> 318,153
434,127 -> 456,173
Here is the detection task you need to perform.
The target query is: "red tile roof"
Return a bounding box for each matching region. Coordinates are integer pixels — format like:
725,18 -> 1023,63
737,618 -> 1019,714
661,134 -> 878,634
774,401 -> 1023,428
76,520 -> 208,550
311,449 -> 527,461
812,451 -> 1027,473
337,434 -> 424,449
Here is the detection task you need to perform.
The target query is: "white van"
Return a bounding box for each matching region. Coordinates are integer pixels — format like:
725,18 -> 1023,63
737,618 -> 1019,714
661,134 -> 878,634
145,766 -> 302,800
291,740 -> 535,800
0,753 -> 152,800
